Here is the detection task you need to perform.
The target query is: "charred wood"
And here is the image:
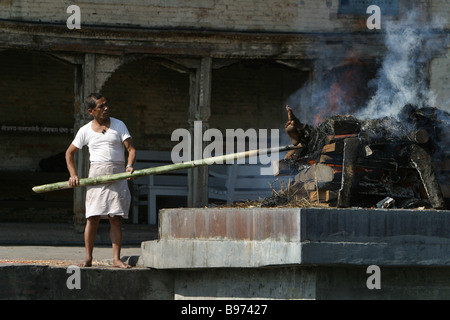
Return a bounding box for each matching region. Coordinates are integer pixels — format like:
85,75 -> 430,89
309,190 -> 337,202
294,163 -> 334,190
321,142 -> 344,154
408,128 -> 430,144
282,105 -> 450,209
326,134 -> 358,143
409,144 -> 446,209
357,182 -> 416,199
328,117 -> 361,135
337,137 -> 360,208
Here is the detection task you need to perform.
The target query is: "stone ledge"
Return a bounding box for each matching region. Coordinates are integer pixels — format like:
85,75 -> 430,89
142,207 -> 450,268
142,239 -> 302,268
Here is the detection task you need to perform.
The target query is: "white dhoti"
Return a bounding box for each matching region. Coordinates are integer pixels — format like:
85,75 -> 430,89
85,162 -> 131,219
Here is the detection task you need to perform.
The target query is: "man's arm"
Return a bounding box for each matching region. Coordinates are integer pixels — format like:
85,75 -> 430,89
65,143 -> 80,187
124,137 -> 136,174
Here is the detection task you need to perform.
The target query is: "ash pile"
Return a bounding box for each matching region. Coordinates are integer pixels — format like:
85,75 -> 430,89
274,105 -> 450,210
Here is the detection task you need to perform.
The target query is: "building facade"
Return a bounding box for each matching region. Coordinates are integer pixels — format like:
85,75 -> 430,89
0,0 -> 448,224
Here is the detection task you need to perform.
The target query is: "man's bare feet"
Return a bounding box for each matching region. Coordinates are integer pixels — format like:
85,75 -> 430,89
78,259 -> 92,267
113,259 -> 131,269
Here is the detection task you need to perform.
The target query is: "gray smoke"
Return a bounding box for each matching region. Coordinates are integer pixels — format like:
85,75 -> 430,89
284,11 -> 448,126
284,43 -> 360,126
356,11 -> 447,119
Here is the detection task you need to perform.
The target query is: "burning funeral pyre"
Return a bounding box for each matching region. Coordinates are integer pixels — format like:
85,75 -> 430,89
273,105 -> 450,210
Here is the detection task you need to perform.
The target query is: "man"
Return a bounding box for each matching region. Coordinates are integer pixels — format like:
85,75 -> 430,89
65,93 -> 136,268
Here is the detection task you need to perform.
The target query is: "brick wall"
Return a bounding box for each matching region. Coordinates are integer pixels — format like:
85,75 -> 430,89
210,62 -> 308,131
0,50 -> 75,171
1,0 -> 448,32
100,57 -> 190,151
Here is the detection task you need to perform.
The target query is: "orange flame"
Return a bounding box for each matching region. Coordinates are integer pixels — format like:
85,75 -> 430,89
313,53 -> 371,125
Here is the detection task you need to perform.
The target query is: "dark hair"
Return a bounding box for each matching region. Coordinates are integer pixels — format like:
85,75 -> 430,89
85,93 -> 104,110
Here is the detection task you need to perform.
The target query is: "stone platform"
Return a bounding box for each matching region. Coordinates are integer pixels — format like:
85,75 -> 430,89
140,207 -> 450,299
142,207 -> 450,268
3,207 -> 450,299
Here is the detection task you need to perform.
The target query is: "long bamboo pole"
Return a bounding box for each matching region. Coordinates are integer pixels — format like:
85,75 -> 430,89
32,145 -> 300,194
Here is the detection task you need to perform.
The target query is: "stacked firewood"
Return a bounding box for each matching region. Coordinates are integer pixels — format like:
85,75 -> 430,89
275,105 -> 449,209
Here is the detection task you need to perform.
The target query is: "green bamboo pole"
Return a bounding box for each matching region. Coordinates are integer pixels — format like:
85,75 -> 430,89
32,145 -> 299,194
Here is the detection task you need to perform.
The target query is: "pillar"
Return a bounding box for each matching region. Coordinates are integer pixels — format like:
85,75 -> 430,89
188,57 -> 212,208
72,53 -> 96,231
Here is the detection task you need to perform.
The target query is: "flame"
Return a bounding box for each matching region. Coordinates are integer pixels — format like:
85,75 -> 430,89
313,53 -> 371,125
324,163 -> 373,175
325,163 -> 342,174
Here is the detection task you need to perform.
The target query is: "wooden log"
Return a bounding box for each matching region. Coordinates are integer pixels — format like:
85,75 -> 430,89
409,144 -> 446,209
32,145 -> 300,193
309,190 -> 337,202
319,154 -> 335,163
408,128 -> 430,144
294,163 -> 335,191
320,148 -> 399,172
321,142 -> 343,154
337,137 -> 360,207
328,117 -> 360,135
326,134 -> 357,144
355,182 -> 415,198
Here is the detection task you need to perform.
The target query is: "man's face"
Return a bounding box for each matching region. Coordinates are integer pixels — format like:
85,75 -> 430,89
89,97 -> 110,121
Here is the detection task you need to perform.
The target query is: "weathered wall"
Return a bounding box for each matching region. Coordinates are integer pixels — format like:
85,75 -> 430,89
0,264 -> 174,300
210,62 -> 308,132
2,262 -> 450,300
1,0 -> 448,32
100,57 -> 191,151
103,59 -> 307,151
0,50 -> 75,171
174,265 -> 450,300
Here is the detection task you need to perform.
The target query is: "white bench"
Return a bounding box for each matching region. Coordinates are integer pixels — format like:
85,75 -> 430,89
208,162 -> 291,203
131,150 -> 188,224
131,151 -> 293,224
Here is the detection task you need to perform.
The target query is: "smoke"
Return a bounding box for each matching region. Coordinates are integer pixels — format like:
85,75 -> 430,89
356,11 -> 447,120
285,47 -> 370,126
285,10 -> 448,126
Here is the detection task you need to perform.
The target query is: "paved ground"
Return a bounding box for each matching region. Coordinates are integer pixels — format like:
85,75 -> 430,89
0,222 -> 158,267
